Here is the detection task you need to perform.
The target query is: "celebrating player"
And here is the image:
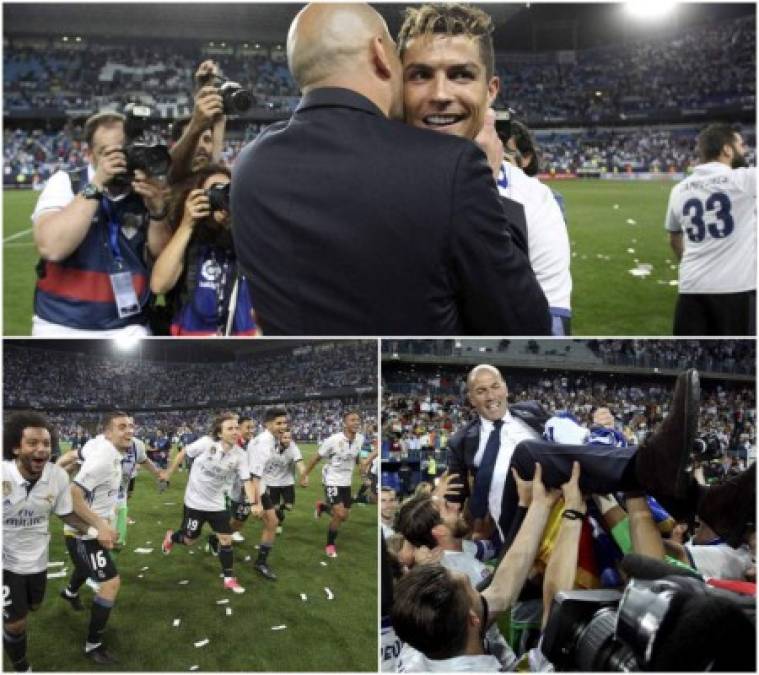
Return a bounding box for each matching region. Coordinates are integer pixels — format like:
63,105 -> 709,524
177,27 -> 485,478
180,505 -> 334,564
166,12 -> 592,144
300,411 -> 365,558
3,412 -> 117,671
207,414 -> 256,554
161,412 -> 256,593
247,407 -> 289,580
58,412 -> 133,664
264,429 -> 306,536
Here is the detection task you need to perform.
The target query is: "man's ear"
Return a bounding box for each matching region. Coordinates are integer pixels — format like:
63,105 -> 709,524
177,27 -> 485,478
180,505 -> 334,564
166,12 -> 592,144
486,75 -> 500,107
371,36 -> 393,81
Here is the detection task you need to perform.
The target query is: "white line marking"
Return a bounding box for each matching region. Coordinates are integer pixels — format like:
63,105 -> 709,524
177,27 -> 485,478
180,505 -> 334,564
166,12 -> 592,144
3,228 -> 32,243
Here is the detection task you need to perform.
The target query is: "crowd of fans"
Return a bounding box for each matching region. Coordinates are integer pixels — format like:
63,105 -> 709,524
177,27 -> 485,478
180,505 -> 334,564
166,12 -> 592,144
4,14 -> 755,185
497,15 -> 755,125
381,339 -> 755,376
3,342 -> 377,409
44,396 -> 377,451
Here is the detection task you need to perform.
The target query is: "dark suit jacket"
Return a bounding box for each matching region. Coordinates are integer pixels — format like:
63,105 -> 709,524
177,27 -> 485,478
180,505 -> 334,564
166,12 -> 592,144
231,87 -> 550,336
445,401 -> 550,506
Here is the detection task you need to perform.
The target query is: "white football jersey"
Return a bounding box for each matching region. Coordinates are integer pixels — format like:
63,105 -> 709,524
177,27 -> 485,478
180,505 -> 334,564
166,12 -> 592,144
318,432 -> 364,487
497,162 -> 572,311
184,436 -> 249,512
3,460 -> 72,574
263,442 -> 303,487
66,435 -> 123,538
665,162 -> 756,293
117,438 -> 148,505
247,429 -> 277,490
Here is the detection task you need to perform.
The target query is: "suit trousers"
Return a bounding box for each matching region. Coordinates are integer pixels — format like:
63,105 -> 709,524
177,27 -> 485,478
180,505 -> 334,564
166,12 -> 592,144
499,439 -> 637,541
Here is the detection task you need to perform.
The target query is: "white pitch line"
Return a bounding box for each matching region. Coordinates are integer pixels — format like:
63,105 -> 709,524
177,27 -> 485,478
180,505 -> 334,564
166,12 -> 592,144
3,228 -> 32,243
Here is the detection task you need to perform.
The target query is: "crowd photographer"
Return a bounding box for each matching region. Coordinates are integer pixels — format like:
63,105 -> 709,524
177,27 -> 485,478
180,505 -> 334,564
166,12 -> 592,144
151,163 -> 256,335
30,108 -> 172,336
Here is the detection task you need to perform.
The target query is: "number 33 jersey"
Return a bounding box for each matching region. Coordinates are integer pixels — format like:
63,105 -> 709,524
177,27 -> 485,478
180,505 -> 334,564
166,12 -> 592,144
665,162 -> 756,294
318,432 -> 364,487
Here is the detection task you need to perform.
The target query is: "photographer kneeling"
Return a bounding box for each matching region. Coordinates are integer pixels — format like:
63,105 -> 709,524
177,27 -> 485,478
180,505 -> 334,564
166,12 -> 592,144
151,164 -> 257,335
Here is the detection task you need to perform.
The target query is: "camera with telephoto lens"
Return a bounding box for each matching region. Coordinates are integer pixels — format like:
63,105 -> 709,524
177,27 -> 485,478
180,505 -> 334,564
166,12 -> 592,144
542,576 -> 755,671
205,182 -> 230,212
109,103 -> 171,187
692,432 -> 724,460
197,73 -> 253,114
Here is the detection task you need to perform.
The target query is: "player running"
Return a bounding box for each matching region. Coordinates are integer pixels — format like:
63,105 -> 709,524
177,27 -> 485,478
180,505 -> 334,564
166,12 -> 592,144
161,412 -> 256,594
57,412 -> 134,664
3,412 -> 118,671
300,411 -> 365,558
267,429 -> 307,536
247,408 -> 289,580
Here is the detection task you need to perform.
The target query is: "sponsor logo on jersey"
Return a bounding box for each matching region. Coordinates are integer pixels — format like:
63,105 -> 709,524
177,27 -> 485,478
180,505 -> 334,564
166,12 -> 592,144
2,481 -> 12,498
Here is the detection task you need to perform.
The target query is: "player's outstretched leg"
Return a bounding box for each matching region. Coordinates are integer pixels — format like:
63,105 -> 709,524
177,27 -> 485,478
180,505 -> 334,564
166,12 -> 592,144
254,508 -> 279,580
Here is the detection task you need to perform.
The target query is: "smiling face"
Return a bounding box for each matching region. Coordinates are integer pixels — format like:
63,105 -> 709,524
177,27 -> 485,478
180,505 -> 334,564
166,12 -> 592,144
402,33 -> 499,141
344,413 -> 362,436
104,416 -> 135,453
219,418 -> 239,446
266,415 -> 288,440
467,366 -> 508,422
15,427 -> 52,480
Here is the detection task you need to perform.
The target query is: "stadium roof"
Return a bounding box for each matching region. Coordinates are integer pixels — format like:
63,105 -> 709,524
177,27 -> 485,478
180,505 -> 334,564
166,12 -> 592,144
4,3 -> 754,51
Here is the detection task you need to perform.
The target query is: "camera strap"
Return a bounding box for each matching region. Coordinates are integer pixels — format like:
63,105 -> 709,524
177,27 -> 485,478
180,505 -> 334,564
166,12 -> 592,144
101,197 -> 140,318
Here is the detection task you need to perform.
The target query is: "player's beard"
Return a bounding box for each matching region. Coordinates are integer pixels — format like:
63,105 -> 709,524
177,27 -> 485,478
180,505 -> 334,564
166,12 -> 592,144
731,151 -> 748,169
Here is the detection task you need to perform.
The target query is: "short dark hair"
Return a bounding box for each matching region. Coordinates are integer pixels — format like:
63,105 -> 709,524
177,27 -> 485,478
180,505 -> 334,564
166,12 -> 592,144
238,415 -> 253,425
391,564 -> 472,660
102,411 -> 130,431
211,411 -> 238,439
697,123 -> 741,163
510,120 -> 540,176
264,407 -> 288,424
398,4 -> 496,80
3,412 -> 55,460
343,410 -> 360,420
394,494 -> 441,548
84,111 -> 126,148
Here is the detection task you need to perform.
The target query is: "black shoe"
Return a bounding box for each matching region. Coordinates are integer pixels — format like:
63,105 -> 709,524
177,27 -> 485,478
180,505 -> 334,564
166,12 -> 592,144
698,463 -> 756,547
636,369 -> 699,499
85,645 -> 117,665
254,562 -> 277,580
59,588 -> 84,611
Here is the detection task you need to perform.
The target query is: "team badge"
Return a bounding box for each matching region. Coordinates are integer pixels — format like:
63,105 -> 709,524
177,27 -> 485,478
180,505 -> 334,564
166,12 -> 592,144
2,481 -> 12,498
45,493 -> 55,505
210,446 -> 217,456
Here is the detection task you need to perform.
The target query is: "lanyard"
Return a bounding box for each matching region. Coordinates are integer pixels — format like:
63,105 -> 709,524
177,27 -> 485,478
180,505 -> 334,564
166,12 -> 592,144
100,197 -> 123,263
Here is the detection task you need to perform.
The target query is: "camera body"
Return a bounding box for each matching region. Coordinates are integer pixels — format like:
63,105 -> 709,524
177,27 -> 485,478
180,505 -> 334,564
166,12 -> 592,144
205,182 -> 230,213
109,103 -> 171,187
198,73 -> 254,115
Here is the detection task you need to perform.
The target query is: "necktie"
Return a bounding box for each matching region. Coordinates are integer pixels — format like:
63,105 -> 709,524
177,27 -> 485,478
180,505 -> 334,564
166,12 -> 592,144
469,420 -> 504,519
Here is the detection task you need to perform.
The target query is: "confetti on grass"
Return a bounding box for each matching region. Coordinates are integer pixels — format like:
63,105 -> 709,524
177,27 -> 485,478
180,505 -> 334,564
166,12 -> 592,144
178,580 -> 190,585
324,587 -> 334,600
300,593 -> 307,601
216,599 -> 229,605
48,561 -> 64,568
271,625 -> 287,631
226,608 -> 233,616
320,561 -> 327,567
134,548 -> 153,554
47,570 -> 67,579
173,619 -> 181,627
194,639 -> 209,648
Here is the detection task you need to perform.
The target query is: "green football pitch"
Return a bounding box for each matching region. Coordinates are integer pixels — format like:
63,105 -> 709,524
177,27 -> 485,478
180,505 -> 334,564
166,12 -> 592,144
15,444 -> 378,672
2,181 -> 679,335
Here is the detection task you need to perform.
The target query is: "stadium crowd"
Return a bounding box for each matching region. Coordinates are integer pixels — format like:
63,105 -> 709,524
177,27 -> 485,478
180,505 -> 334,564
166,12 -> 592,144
381,339 -> 756,376
382,363 -> 756,672
3,342 -> 377,409
4,14 -> 755,185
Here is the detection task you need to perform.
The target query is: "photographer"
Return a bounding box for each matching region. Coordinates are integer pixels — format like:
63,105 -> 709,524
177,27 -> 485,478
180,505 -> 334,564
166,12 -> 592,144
150,163 -> 257,335
168,60 -> 226,184
31,111 -> 171,335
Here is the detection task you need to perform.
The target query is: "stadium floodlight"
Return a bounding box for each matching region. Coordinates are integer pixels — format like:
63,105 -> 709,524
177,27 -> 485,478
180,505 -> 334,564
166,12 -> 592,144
114,336 -> 141,352
624,0 -> 676,19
